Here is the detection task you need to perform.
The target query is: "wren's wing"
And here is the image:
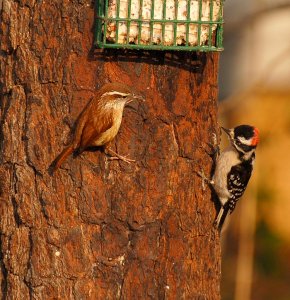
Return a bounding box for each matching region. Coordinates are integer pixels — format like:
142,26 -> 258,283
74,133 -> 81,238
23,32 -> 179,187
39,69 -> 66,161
77,108 -> 114,153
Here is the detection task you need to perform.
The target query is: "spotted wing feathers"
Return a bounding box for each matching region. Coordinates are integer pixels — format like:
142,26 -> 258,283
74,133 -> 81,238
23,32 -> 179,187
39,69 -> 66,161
227,159 -> 253,213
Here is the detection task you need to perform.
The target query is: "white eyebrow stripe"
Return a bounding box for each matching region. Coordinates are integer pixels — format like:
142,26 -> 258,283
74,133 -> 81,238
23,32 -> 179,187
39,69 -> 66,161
102,91 -> 130,97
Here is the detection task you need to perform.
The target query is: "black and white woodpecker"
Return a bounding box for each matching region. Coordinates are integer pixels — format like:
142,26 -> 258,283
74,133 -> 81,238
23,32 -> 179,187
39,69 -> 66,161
203,125 -> 260,230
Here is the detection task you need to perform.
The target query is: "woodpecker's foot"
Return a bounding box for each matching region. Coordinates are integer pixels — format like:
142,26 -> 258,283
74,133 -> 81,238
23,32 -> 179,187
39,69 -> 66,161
197,169 -> 213,191
204,133 -> 220,176
206,132 -> 220,158
212,132 -> 221,158
106,148 -> 135,164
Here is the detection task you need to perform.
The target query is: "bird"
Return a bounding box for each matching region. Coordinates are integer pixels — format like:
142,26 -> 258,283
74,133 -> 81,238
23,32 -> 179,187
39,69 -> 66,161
49,82 -> 144,173
199,125 -> 259,230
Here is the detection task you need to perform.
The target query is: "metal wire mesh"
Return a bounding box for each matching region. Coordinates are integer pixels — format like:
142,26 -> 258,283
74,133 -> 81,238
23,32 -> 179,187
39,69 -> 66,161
95,0 -> 224,51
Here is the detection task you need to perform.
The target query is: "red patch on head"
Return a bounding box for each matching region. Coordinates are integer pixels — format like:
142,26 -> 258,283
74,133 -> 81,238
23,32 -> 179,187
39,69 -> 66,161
251,127 -> 260,146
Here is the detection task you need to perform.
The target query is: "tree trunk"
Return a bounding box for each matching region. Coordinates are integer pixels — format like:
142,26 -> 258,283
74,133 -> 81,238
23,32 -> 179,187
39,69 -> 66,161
0,1 -> 221,299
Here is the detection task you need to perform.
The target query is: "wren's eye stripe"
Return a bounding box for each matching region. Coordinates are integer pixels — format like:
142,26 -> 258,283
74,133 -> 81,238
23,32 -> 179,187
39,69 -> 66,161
102,91 -> 130,98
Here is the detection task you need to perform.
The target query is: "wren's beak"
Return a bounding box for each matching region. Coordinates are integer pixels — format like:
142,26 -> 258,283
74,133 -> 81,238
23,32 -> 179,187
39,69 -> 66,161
133,94 -> 145,102
126,94 -> 145,104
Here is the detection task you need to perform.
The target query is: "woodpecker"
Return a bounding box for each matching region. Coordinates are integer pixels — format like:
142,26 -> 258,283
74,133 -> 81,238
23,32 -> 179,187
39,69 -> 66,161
202,125 -> 260,230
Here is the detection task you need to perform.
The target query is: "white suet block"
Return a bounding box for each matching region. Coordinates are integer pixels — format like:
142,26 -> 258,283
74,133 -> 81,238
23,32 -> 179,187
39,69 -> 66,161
104,0 -> 221,46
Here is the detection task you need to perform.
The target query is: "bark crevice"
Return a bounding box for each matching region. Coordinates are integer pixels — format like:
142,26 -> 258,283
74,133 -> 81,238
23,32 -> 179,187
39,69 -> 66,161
0,235 -> 8,300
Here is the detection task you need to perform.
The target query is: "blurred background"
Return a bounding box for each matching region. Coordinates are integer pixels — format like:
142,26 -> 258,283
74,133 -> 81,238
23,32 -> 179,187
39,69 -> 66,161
218,1 -> 290,300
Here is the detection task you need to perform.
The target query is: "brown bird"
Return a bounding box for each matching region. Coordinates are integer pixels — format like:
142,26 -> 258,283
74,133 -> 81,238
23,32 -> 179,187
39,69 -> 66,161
50,82 -> 144,173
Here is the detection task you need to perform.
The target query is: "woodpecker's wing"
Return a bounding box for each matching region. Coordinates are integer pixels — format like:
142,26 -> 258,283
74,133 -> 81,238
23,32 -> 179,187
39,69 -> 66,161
215,160 -> 253,230
78,109 -> 114,153
227,160 -> 253,213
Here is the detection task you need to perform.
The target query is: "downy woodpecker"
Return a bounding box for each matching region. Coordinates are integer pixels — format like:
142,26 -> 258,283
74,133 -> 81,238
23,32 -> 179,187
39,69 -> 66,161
207,125 -> 260,230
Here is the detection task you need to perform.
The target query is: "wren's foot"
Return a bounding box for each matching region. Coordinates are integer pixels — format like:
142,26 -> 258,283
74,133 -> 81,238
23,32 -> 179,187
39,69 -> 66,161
106,148 -> 135,164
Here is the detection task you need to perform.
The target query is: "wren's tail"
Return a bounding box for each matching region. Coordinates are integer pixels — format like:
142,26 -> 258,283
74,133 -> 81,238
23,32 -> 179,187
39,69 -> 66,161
48,145 -> 74,175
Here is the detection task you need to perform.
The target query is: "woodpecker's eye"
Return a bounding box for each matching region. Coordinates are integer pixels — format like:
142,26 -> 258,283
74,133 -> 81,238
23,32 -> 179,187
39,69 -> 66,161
235,139 -> 242,147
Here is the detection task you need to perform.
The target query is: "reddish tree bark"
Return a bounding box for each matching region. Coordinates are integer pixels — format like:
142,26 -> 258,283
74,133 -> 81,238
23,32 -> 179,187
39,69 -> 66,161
0,1 -> 221,299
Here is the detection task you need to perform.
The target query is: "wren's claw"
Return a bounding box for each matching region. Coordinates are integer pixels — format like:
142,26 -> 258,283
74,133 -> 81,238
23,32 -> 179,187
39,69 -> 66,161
106,148 -> 135,164
108,155 -> 135,164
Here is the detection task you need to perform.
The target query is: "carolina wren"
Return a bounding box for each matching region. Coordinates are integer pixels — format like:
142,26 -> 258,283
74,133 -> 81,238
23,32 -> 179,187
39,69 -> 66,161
50,82 -> 144,173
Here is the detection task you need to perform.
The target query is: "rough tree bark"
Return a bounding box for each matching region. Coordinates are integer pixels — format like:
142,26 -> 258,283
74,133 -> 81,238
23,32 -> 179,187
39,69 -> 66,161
0,1 -> 221,299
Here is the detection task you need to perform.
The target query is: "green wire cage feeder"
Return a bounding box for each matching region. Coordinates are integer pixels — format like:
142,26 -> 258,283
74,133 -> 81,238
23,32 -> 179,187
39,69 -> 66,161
95,0 -> 224,51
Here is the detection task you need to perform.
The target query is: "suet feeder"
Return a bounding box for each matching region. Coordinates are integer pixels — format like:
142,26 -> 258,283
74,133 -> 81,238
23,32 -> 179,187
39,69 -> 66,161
95,0 -> 224,51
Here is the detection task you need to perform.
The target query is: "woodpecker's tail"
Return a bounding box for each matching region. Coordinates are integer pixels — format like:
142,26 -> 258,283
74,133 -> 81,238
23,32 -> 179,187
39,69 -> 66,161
214,207 -> 229,231
48,145 -> 74,175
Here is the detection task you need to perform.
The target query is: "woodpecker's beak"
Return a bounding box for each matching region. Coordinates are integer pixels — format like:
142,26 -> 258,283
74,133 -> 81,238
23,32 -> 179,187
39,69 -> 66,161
221,127 -> 234,140
221,127 -> 230,135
